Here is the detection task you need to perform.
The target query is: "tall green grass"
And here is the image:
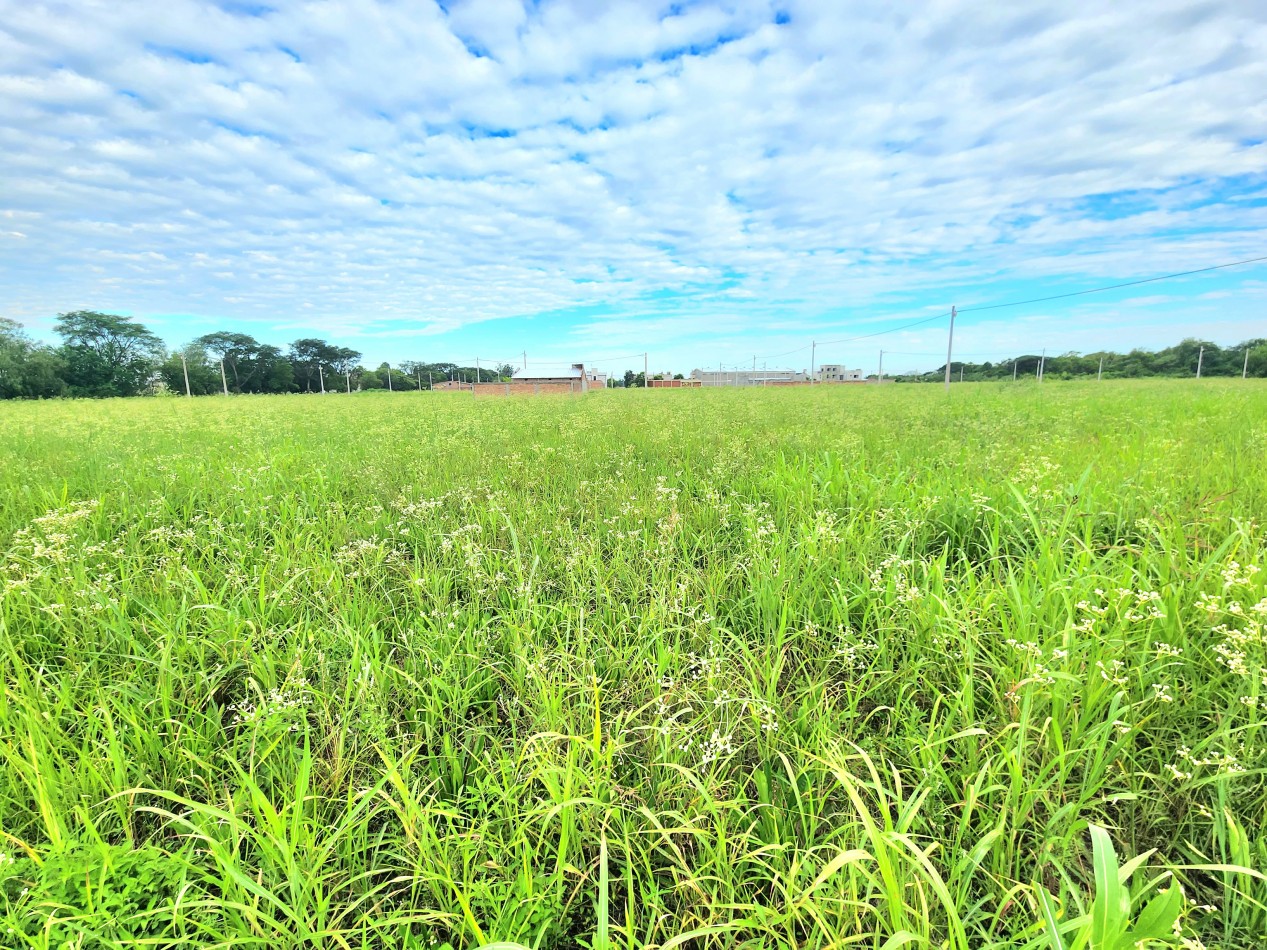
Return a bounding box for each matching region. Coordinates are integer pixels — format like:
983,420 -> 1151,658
1,380 -> 1264,948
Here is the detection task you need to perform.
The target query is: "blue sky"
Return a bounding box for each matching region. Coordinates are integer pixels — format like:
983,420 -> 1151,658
1,0 -> 1265,376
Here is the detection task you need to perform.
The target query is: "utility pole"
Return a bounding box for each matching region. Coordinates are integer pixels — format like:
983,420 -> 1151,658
1098,356 -> 1104,381
476,358 -> 480,384
1037,349 -> 1046,383
317,362 -> 324,394
181,354 -> 191,397
1012,360 -> 1017,382
959,365 -> 964,383
220,359 -> 229,396
1196,345 -> 1204,379
644,352 -> 648,389
878,349 -> 884,384
416,367 -> 422,390
387,363 -> 393,391
428,371 -> 433,390
346,371 -> 351,393
944,307 -> 956,392
1244,348 -> 1251,379
811,341 -> 816,385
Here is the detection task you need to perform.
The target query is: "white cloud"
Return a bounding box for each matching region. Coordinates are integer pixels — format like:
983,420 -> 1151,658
1,0 -> 1264,367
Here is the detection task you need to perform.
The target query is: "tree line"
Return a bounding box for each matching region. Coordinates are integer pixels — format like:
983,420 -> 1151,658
4,313 -> 1265,400
0,311 -> 514,398
896,337 -> 1267,383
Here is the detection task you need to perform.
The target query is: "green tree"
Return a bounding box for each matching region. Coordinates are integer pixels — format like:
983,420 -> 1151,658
54,311 -> 164,397
0,318 -> 67,398
194,331 -> 269,392
158,345 -> 221,395
288,339 -> 360,392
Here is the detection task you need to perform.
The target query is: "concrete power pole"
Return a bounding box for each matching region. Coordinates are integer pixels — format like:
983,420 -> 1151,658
1098,356 -> 1104,381
944,307 -> 956,392
220,359 -> 229,396
878,349 -> 884,384
1037,349 -> 1046,383
1196,346 -> 1204,379
387,363 -> 393,391
1012,360 -> 1017,381
811,341 -> 816,385
1245,348 -> 1251,379
644,352 -> 648,389
181,354 -> 191,397
346,371 -> 351,393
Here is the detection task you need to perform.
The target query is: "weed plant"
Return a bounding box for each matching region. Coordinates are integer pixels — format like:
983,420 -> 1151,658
1,381 -> 1265,948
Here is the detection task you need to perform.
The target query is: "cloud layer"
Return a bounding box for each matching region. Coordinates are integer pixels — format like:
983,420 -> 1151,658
2,0 -> 1265,368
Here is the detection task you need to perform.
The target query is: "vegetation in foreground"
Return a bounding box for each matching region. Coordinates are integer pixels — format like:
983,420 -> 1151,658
1,381 -> 1265,949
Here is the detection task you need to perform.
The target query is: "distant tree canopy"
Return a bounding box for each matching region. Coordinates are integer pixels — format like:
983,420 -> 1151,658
0,312 -> 499,398
0,318 -> 66,399
55,311 -> 165,397
894,338 -> 1267,383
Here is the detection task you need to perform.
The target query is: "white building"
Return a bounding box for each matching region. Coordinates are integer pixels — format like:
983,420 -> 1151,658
689,368 -> 808,386
817,364 -> 864,382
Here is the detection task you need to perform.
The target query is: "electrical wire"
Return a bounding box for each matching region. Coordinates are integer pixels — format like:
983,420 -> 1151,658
958,254 -> 1267,314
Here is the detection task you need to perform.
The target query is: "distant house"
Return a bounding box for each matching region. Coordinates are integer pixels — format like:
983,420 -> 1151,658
816,364 -> 864,382
508,363 -> 607,392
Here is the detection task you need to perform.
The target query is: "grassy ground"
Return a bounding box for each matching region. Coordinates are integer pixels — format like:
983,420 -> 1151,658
1,380 -> 1265,949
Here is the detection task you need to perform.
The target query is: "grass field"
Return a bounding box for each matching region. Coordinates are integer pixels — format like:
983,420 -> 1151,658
2,381 -> 1266,949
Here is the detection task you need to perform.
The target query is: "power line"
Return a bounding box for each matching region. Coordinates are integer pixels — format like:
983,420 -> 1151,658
958,254 -> 1267,314
817,310 -> 952,346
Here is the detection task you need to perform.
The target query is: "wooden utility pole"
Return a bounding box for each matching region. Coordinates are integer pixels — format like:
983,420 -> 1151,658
944,307 -> 956,392
181,354 -> 191,397
220,359 -> 229,396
